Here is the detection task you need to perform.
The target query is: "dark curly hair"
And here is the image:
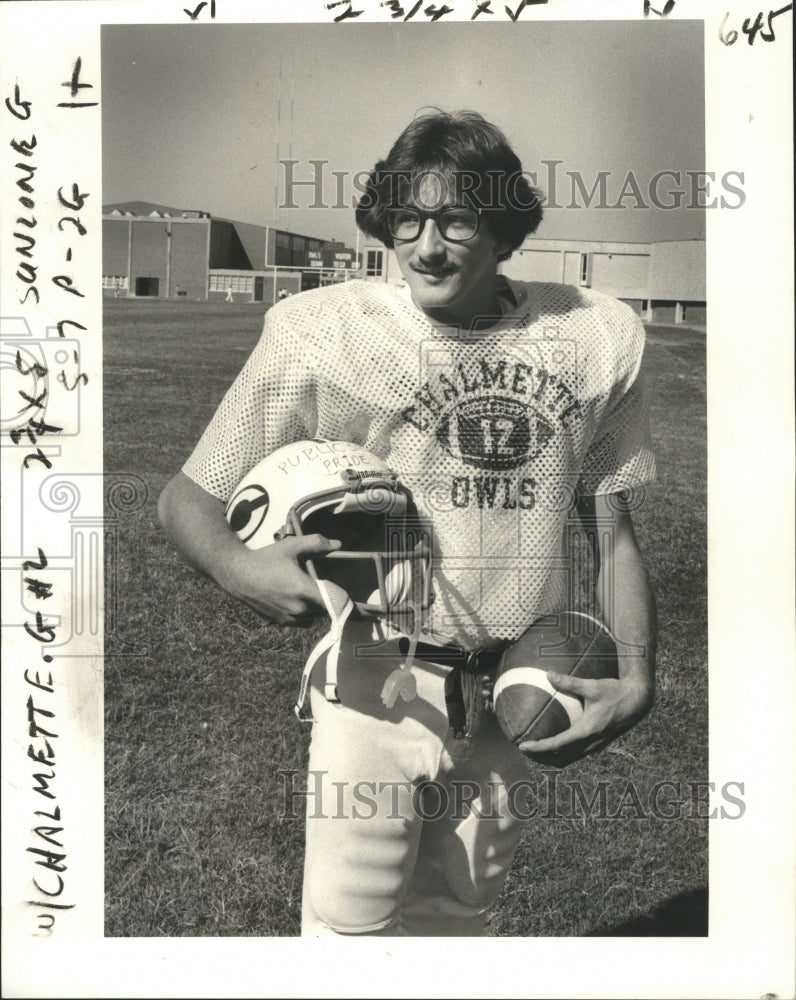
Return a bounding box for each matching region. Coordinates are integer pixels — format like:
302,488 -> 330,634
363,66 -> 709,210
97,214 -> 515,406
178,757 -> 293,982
355,110 -> 543,262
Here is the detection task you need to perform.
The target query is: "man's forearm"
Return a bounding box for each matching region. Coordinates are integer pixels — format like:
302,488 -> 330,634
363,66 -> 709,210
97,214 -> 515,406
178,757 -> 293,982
157,470 -> 340,624
599,525 -> 657,705
158,470 -> 242,589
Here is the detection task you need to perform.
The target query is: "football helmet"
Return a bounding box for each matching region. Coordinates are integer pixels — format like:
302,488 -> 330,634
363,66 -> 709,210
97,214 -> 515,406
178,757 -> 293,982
225,439 -> 433,618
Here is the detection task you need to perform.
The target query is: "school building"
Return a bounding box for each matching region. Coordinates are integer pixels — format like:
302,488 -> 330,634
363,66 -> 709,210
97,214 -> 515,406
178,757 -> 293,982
361,237 -> 707,326
103,201 -> 706,325
101,201 -> 357,304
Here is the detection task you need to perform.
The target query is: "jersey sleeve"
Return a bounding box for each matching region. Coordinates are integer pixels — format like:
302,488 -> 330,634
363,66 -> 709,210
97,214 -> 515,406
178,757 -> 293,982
182,308 -> 317,501
577,305 -> 656,497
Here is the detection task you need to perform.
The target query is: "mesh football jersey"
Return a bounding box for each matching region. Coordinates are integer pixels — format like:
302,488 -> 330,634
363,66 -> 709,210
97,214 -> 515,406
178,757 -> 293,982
183,278 -> 655,648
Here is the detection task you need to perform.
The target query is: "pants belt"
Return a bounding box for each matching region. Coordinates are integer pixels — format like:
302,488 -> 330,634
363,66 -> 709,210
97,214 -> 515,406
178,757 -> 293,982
396,637 -> 505,675
397,637 -> 507,739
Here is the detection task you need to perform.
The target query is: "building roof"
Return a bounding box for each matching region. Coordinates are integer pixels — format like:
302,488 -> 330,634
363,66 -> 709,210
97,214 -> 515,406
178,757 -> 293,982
103,200 -> 207,218
523,236 -> 705,249
102,200 -> 343,247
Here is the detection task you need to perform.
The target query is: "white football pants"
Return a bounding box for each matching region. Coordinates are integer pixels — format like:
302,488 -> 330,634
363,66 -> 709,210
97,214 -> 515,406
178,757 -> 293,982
300,620 -> 530,937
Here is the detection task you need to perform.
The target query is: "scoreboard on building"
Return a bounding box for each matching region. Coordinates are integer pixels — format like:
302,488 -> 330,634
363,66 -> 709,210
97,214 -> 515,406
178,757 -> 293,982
307,248 -> 358,269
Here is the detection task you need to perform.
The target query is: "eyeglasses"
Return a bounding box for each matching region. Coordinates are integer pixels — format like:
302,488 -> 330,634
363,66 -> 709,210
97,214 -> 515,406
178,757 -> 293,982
386,206 -> 481,243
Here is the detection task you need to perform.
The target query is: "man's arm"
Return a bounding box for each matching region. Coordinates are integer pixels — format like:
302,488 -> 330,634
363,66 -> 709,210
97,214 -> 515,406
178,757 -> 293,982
518,491 -> 657,766
158,471 -> 341,625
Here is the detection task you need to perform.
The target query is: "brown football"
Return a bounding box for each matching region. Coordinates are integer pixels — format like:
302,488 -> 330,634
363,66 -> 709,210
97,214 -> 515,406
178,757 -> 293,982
494,612 -> 618,744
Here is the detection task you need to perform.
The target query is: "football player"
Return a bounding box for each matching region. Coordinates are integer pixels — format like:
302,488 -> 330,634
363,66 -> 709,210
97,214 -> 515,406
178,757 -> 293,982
158,110 -> 657,936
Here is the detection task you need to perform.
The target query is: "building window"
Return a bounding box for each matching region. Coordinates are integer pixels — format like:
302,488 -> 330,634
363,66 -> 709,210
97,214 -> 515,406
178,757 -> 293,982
290,236 -> 306,266
209,274 -> 253,293
579,252 -> 591,287
366,249 -> 383,277
275,231 -> 291,266
103,275 -> 128,289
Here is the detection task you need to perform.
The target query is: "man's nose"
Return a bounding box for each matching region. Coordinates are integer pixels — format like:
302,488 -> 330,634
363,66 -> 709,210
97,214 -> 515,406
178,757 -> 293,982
415,217 -> 446,258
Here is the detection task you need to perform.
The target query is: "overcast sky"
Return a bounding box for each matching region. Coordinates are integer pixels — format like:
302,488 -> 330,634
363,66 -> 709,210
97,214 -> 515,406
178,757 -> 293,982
102,20 -> 705,249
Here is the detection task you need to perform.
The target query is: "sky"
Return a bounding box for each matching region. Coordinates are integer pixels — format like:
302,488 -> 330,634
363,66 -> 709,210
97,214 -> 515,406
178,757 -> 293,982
101,20 -> 705,249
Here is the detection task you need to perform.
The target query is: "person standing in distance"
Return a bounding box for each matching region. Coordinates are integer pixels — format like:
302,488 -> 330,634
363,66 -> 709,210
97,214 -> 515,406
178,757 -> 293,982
158,110 -> 657,936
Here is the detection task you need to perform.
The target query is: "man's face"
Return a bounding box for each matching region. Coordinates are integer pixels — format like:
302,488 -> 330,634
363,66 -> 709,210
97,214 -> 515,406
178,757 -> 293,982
392,172 -> 508,329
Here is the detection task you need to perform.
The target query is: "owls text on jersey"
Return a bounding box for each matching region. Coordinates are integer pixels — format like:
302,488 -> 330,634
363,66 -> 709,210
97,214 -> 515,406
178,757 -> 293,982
183,278 -> 655,648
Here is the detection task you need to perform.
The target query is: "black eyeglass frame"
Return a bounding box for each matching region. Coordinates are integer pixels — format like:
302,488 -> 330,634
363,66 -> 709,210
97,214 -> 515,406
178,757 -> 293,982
385,206 -> 483,244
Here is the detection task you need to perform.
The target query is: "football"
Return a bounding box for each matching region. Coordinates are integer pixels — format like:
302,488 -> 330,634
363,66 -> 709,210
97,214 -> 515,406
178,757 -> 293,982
493,611 -> 618,744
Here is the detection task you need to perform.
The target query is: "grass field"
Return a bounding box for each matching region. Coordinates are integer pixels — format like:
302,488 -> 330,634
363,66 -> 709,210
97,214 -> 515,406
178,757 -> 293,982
103,297 -> 707,938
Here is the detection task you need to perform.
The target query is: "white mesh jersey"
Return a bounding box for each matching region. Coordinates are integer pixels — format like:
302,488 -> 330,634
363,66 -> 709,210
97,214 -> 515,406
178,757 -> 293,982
183,278 -> 655,648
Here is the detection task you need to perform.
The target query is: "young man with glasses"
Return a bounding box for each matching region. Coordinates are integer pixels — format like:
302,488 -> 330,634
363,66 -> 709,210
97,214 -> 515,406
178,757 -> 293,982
159,110 -> 657,936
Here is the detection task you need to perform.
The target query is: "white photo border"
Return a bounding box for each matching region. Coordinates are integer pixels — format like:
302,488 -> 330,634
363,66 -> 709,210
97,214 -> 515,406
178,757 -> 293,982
1,1 -> 793,998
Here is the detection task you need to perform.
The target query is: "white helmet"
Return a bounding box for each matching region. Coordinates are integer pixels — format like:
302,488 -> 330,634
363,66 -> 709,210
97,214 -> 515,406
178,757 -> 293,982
225,439 -> 433,618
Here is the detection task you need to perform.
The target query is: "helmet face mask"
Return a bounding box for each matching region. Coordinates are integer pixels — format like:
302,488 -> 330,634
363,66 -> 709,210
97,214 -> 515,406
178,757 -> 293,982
225,440 -> 433,618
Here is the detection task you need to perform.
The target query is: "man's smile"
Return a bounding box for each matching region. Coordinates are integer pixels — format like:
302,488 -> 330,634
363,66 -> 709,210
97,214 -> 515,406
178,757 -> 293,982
410,263 -> 456,278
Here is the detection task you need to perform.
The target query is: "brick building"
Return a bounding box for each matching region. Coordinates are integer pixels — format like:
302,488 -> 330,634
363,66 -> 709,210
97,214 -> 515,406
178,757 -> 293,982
102,201 -> 354,304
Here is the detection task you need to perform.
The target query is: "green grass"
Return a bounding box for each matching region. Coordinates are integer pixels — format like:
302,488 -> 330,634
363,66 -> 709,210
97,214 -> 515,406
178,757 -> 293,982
104,300 -> 707,937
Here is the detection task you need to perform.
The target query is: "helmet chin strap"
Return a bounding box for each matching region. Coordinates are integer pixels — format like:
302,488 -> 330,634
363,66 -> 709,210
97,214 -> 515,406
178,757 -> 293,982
294,578 -> 424,721
294,577 -> 354,721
